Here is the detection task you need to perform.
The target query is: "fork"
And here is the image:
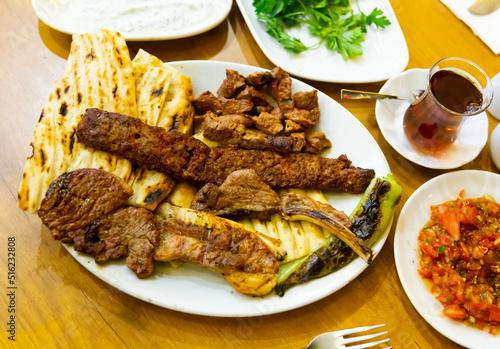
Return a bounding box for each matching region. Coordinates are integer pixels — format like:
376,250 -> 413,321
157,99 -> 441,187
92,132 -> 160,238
306,324 -> 391,349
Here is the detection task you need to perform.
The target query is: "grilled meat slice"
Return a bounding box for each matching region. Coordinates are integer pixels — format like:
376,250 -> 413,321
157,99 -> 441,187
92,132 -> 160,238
154,203 -> 279,295
38,168 -> 133,241
76,108 -> 375,193
38,168 -> 159,278
75,206 -> 159,278
191,169 -> 281,219
205,148 -> 373,193
76,108 -> 211,184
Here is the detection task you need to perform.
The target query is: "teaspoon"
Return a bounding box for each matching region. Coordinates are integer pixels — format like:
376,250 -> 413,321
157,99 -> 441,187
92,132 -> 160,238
341,89 -> 425,102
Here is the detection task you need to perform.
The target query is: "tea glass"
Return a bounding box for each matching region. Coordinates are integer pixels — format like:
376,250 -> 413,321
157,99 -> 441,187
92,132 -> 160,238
403,57 -> 493,155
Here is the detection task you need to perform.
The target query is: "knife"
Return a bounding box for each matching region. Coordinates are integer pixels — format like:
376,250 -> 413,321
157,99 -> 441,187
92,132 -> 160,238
468,0 -> 500,15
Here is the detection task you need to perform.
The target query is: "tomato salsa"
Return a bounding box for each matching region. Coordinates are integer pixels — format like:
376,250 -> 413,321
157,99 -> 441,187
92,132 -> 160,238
418,193 -> 500,333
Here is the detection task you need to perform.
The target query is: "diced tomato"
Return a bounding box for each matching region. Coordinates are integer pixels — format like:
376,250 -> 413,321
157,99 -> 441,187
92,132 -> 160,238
420,241 -> 439,259
489,305 -> 500,322
441,211 -> 461,240
444,305 -> 468,319
459,190 -> 465,199
460,205 -> 477,224
472,246 -> 488,259
418,195 -> 500,332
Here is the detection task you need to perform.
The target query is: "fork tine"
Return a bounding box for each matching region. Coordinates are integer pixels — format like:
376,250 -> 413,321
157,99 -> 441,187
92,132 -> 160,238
341,338 -> 390,349
333,324 -> 385,337
339,331 -> 388,345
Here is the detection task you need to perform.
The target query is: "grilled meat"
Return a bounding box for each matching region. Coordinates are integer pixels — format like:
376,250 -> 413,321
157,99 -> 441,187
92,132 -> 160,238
76,108 -> 375,193
154,203 -> 279,295
191,91 -> 222,115
38,168 -> 133,241
191,169 -> 281,219
37,168 -> 159,278
75,206 -> 159,278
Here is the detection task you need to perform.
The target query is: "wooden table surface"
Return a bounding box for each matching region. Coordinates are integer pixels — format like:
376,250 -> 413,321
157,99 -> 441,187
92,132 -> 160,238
2,1 -> 500,348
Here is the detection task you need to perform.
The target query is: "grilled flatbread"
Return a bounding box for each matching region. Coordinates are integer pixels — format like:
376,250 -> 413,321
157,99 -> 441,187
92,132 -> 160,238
18,29 -> 193,213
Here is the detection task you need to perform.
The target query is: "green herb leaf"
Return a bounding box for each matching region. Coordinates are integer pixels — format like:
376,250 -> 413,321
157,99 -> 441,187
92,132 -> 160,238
252,0 -> 391,61
438,245 -> 445,253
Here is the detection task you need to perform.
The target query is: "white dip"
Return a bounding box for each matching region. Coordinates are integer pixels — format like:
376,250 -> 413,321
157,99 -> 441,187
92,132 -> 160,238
44,0 -> 231,38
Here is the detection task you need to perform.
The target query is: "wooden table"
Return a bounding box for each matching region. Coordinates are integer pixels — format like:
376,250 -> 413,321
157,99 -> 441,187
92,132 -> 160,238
1,1 -> 500,348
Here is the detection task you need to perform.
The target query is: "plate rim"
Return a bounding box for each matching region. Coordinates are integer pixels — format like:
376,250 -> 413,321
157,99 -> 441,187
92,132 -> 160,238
394,170 -> 500,348
64,60 -> 392,317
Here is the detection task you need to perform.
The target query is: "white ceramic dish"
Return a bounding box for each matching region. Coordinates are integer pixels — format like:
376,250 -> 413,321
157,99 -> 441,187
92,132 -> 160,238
394,170 -> 500,349
63,61 -> 392,317
375,69 -> 489,169
235,0 -> 408,83
31,0 -> 233,41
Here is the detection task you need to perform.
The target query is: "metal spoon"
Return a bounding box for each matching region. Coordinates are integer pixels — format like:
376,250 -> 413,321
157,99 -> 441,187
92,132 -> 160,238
341,89 -> 425,102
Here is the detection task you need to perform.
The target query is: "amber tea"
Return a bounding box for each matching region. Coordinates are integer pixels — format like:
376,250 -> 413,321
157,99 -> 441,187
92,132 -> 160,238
402,58 -> 492,155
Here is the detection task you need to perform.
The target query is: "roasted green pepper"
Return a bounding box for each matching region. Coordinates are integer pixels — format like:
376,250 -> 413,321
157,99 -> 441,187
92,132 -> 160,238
275,174 -> 402,296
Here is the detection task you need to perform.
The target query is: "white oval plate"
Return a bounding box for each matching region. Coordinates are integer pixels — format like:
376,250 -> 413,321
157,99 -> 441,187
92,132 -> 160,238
394,170 -> 500,349
31,0 -> 232,41
235,0 -> 408,83
375,69 -> 489,169
64,61 -> 391,317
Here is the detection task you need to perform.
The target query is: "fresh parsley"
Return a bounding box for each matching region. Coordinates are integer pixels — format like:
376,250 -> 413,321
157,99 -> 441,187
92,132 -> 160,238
253,0 -> 391,61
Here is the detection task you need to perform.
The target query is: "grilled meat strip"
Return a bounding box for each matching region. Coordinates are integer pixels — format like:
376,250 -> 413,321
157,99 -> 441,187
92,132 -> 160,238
154,203 -> 279,296
38,168 -> 159,278
76,108 -> 375,193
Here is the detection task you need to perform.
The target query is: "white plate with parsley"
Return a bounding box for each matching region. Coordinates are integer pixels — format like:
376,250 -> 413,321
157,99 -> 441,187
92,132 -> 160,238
236,0 -> 409,83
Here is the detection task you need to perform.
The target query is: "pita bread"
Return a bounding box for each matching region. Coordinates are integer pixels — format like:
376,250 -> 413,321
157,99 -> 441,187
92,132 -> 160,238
18,30 -> 192,213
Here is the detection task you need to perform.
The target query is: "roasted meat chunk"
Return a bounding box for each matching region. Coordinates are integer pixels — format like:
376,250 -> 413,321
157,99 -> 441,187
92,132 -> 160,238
217,69 -> 247,98
235,85 -> 270,107
38,168 -> 133,241
220,97 -> 254,115
191,169 -> 281,219
246,71 -> 273,88
284,119 -> 306,135
268,67 -> 292,102
191,91 -> 222,115
252,111 -> 284,135
77,109 -> 375,193
305,132 -> 332,154
202,116 -> 246,147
